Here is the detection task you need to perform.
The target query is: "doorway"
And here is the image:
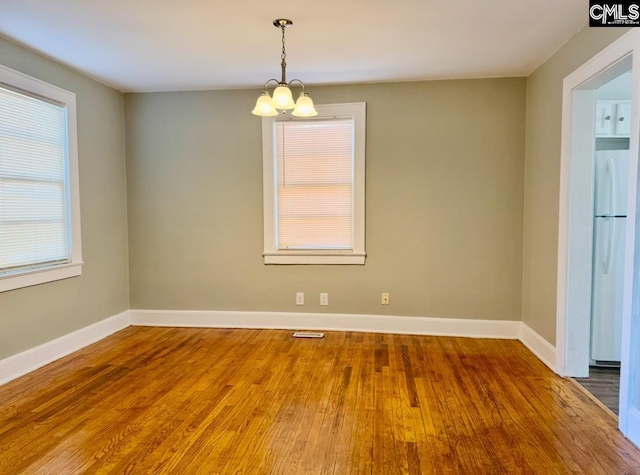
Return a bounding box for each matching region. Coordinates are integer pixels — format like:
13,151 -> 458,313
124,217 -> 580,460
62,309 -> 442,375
573,70 -> 632,415
557,30 -> 640,444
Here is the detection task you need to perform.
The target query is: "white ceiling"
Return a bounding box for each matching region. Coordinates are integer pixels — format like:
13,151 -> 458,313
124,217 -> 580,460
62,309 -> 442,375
0,0 -> 587,93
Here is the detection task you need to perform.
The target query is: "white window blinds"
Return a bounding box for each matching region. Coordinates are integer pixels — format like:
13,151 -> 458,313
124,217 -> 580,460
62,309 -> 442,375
0,86 -> 70,274
275,118 -> 354,250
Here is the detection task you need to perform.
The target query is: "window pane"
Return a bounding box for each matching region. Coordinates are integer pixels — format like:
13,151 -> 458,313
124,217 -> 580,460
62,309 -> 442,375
275,119 -> 354,250
0,86 -> 70,273
0,221 -> 68,269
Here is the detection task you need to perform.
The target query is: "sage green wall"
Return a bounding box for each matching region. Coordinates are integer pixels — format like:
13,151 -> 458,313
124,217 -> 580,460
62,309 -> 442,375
523,27 -> 630,345
0,21 -> 632,361
125,78 -> 526,320
0,37 -> 130,359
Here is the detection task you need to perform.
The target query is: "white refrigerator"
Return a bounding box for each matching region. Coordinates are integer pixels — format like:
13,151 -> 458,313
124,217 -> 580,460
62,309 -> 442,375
591,150 -> 629,364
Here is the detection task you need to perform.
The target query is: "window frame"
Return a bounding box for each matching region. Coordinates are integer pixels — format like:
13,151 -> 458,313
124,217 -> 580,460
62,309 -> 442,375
262,102 -> 366,265
0,64 -> 82,292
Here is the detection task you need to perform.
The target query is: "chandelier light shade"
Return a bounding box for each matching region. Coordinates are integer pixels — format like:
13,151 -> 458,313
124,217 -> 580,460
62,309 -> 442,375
252,19 -> 317,118
251,92 -> 278,116
292,93 -> 316,117
271,86 -> 296,110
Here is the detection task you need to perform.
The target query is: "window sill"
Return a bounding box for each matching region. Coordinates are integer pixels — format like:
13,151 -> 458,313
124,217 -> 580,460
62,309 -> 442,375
263,252 -> 366,265
0,262 -> 83,292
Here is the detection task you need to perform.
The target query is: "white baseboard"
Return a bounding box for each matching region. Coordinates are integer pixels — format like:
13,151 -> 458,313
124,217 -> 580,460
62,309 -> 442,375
0,310 -> 130,386
519,323 -> 556,372
130,309 -> 521,339
0,309 -> 558,388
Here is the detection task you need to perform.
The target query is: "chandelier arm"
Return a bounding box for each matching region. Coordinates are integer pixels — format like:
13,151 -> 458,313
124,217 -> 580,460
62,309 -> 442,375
287,79 -> 306,93
263,78 -> 281,91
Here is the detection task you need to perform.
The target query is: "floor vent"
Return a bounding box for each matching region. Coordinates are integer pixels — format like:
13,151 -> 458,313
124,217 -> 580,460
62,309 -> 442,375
292,331 -> 325,339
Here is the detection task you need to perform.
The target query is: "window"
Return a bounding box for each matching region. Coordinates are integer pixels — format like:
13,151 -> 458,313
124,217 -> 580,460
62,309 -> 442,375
0,64 -> 81,292
262,102 -> 366,264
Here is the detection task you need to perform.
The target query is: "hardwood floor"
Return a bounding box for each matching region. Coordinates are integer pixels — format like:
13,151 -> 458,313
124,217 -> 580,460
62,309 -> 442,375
575,366 -> 621,415
1,327 -> 639,474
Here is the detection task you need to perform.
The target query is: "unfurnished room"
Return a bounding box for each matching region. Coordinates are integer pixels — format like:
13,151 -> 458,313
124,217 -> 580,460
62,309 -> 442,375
2,1 -> 640,473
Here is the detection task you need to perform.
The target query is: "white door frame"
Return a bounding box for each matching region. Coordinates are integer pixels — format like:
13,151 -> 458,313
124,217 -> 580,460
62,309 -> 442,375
557,29 -> 640,440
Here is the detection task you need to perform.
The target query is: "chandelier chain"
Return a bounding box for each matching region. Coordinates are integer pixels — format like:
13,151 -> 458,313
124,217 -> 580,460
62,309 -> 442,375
280,25 -> 287,84
281,26 -> 286,62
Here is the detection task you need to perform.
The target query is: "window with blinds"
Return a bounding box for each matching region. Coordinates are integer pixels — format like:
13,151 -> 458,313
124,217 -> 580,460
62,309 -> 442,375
262,102 -> 366,265
275,119 -> 354,250
0,85 -> 70,275
0,66 -> 80,292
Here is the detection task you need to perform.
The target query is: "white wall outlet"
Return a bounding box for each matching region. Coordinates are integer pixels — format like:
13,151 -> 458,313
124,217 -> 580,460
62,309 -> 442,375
381,292 -> 390,305
296,292 -> 304,305
320,293 -> 329,306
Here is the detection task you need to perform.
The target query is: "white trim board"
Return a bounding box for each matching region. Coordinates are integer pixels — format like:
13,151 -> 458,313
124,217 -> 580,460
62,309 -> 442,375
130,309 -> 521,339
0,310 -> 130,386
519,323 -> 556,372
0,310 -> 559,389
132,311 -> 556,371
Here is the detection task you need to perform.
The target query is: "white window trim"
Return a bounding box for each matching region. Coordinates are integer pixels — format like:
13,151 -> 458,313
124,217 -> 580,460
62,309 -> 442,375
262,102 -> 366,265
0,64 -> 82,292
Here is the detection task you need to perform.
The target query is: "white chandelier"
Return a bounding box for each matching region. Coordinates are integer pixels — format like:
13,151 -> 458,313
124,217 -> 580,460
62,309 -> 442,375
252,19 -> 317,118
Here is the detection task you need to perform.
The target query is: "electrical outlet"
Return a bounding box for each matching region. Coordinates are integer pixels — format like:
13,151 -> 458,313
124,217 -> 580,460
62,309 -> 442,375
320,293 -> 329,306
381,292 -> 390,305
296,292 -> 304,305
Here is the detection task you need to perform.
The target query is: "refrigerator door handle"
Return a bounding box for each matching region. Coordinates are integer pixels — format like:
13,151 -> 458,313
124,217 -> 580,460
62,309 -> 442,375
607,157 -> 617,217
604,217 -> 615,275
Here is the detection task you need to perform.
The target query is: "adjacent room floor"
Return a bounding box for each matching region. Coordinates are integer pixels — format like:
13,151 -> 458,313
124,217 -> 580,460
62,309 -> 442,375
574,366 -> 621,415
1,327 -> 639,474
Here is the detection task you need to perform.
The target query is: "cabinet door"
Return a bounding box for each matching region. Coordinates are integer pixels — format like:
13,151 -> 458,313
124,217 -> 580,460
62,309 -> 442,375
595,102 -> 614,136
615,101 -> 631,136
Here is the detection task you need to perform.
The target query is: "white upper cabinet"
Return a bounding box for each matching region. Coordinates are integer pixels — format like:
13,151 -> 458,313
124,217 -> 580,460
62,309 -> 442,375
595,102 -> 615,136
615,101 -> 631,136
596,100 -> 631,137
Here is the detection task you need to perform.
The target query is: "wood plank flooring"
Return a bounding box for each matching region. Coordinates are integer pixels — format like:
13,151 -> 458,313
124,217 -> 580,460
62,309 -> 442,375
575,366 -> 621,415
1,327 -> 639,474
